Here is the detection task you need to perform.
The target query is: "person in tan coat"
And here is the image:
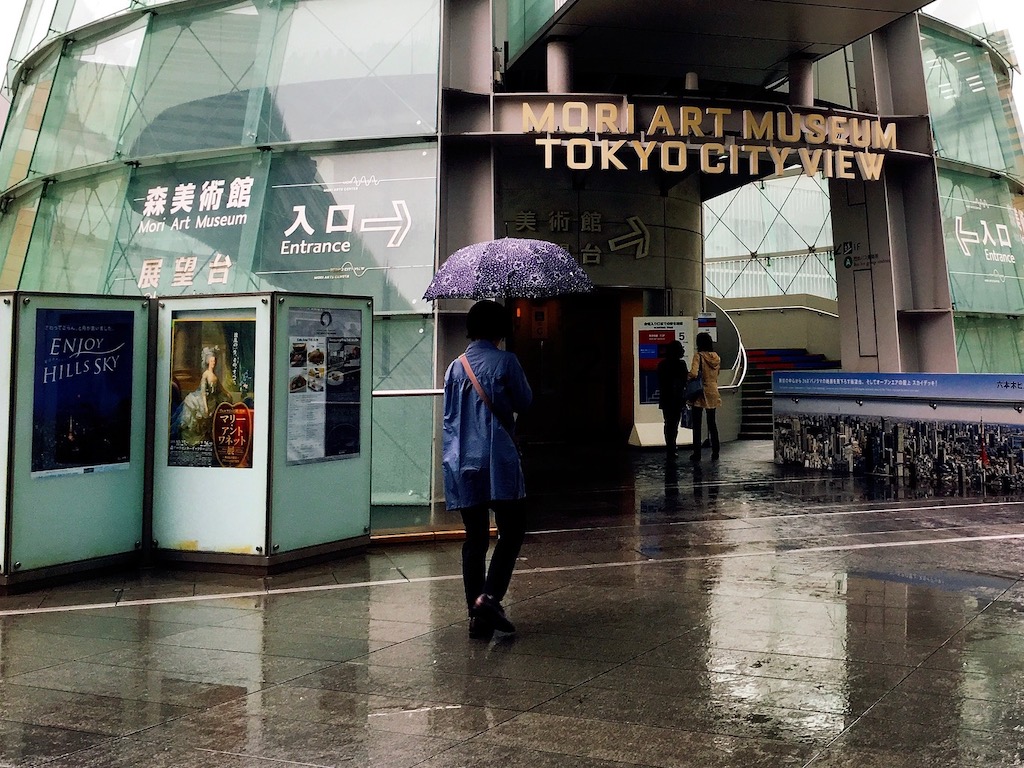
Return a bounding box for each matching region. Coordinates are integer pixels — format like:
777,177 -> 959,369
688,332 -> 721,463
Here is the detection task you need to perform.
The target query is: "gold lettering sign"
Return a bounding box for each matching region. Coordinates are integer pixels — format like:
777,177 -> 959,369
521,102 -> 895,181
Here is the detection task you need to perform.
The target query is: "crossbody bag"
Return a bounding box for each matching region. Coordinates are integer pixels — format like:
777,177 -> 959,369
459,353 -> 520,449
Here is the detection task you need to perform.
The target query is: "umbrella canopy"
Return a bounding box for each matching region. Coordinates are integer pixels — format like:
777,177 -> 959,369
423,237 -> 594,300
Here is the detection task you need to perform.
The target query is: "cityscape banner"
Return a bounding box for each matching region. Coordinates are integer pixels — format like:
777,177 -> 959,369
773,370 -> 1024,493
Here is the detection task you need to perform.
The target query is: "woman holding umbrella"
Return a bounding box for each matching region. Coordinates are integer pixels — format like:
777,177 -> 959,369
442,300 -> 533,640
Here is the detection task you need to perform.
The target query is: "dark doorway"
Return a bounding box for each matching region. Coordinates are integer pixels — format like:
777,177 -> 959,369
509,291 -> 625,445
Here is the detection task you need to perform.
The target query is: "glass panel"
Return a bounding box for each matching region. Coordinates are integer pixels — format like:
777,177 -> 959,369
370,394 -> 433,507
374,314 -> 434,389
9,0 -> 59,67
61,0 -> 133,31
0,189 -> 42,290
262,0 -> 439,143
705,253 -> 837,301
507,0 -> 556,60
814,47 -> 856,110
924,0 -> 1018,69
254,144 -> 437,314
118,1 -> 267,159
0,52 -> 59,190
938,167 -> 1024,315
104,155 -> 265,295
370,316 -> 436,517
921,26 -> 1015,174
704,174 -> 833,259
20,170 -> 127,292
955,314 -> 1024,372
31,23 -> 144,176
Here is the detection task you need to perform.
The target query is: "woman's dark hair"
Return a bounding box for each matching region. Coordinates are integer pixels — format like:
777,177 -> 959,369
666,340 -> 684,359
466,300 -> 512,340
695,332 -> 714,352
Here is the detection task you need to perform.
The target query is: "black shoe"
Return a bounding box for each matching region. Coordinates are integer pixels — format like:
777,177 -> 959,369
468,614 -> 494,640
711,452 -> 720,461
689,454 -> 700,463
474,594 -> 516,633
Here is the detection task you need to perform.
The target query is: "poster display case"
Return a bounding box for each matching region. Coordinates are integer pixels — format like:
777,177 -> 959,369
1,293 -> 150,588
152,293 -> 372,567
628,316 -> 695,447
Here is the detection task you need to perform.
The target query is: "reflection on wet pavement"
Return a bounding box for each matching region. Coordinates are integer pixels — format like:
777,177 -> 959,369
3,441 -> 1024,766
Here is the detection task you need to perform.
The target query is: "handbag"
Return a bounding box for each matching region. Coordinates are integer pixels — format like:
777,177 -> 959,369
680,403 -> 694,429
459,353 -> 521,455
684,356 -> 704,402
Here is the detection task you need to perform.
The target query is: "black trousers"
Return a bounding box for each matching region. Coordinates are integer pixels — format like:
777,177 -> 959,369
689,407 -> 720,457
662,406 -> 683,450
460,501 -> 527,611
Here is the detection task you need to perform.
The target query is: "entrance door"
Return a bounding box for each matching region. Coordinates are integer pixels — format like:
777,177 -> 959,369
509,291 -> 626,445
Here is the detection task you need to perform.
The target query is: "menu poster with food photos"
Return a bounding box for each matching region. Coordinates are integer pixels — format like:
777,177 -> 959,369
32,309 -> 135,478
286,307 -> 362,464
168,314 -> 256,469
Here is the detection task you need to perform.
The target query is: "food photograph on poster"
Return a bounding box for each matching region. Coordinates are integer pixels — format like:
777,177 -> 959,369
286,306 -> 362,464
168,312 -> 256,468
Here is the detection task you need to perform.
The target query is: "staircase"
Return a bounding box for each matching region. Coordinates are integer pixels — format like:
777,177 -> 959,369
739,348 -> 841,439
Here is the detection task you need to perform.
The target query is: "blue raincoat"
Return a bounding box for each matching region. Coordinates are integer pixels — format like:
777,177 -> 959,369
442,340 -> 532,510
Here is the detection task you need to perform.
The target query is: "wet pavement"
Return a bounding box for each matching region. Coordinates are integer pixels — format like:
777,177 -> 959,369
4,440 -> 1024,766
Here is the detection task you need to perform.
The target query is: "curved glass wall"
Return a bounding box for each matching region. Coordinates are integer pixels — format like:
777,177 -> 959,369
263,0 -> 439,143
32,23 -> 145,176
119,1 -> 267,159
0,0 -> 443,530
955,315 -> 1024,373
921,25 -> 1017,175
6,0 -> 441,175
924,0 -> 1019,69
0,51 -> 58,190
21,169 -> 127,292
0,189 -> 41,290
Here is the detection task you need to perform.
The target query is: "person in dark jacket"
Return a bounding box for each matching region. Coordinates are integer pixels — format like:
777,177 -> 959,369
657,340 -> 686,454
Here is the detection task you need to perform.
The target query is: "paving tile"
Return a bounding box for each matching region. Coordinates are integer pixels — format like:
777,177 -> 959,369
0,719 -> 112,765
0,681 -> 198,736
6,660 -> 257,708
293,660 -> 571,711
476,711 -> 816,768
235,685 -> 520,739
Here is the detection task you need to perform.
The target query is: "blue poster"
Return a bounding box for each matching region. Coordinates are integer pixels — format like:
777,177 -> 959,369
32,309 -> 135,477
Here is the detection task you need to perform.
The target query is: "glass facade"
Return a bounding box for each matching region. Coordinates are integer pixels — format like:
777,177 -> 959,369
924,0 -> 1020,69
0,51 -> 58,190
263,0 -> 439,143
0,0 -> 442,532
32,24 -> 145,176
921,26 -> 1017,174
22,170 -> 127,292
704,174 -> 836,301
507,0 -> 557,60
938,167 -> 1024,316
955,315 -> 1024,372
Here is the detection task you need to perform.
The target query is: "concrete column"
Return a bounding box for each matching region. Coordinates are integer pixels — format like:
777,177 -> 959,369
547,38 -> 573,93
788,56 -> 814,107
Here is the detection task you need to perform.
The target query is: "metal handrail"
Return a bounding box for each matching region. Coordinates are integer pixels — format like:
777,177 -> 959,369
372,389 -> 443,397
720,344 -> 747,392
724,304 -> 839,319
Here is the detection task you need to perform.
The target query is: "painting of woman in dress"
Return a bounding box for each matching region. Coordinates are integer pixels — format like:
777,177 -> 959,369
171,346 -> 231,446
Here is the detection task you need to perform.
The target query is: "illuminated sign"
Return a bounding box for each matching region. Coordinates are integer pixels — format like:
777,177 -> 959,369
521,102 -> 896,180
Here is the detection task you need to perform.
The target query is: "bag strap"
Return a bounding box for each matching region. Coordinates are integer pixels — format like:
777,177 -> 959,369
459,353 -> 515,436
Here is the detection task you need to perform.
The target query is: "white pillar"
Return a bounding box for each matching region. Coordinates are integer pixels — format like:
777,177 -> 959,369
547,38 -> 572,93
